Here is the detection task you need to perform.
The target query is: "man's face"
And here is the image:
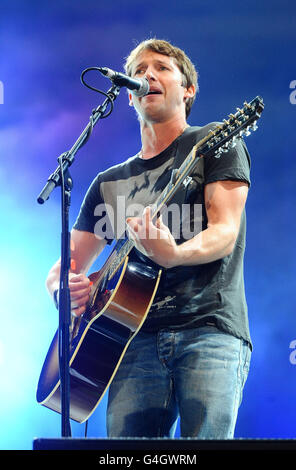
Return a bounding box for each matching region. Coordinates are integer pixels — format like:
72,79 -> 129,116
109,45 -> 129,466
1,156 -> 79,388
128,49 -> 194,123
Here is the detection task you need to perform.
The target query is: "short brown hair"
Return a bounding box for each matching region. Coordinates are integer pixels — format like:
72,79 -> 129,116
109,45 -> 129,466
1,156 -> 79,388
124,39 -> 198,118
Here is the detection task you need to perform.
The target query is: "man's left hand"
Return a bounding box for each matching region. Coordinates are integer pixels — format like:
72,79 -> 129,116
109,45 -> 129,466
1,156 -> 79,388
126,206 -> 181,269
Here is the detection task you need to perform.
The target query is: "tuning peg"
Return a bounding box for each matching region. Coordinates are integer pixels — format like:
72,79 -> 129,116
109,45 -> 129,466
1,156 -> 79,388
251,121 -> 258,131
244,101 -> 252,109
215,143 -> 230,156
214,148 -> 223,158
244,127 -> 251,136
229,138 -> 237,148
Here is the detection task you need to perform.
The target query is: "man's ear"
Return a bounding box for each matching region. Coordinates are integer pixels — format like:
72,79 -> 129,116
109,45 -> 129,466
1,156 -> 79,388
128,92 -> 134,107
183,84 -> 196,101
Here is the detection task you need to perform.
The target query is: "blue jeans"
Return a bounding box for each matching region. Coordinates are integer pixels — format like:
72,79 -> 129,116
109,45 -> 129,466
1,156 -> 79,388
106,325 -> 251,438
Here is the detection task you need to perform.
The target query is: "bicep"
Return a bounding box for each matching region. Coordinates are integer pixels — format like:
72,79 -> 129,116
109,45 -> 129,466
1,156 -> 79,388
70,229 -> 107,274
204,180 -> 249,234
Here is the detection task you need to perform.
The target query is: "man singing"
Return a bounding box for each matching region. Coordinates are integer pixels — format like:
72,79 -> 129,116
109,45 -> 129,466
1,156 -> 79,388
46,38 -> 252,438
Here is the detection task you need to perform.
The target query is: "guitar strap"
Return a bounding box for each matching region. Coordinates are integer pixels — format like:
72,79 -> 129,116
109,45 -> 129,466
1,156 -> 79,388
159,125 -> 201,237
169,125 -> 201,204
173,125 -> 202,169
169,123 -> 219,209
165,123 -> 220,238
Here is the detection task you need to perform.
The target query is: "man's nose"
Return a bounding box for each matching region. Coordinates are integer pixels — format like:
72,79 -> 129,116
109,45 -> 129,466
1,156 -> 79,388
144,68 -> 156,81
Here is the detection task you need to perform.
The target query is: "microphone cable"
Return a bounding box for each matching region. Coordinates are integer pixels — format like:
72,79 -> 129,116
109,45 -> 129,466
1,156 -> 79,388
79,67 -> 116,148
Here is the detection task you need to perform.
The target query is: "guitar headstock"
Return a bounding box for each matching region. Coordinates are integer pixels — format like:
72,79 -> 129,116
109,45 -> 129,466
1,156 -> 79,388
202,96 -> 264,158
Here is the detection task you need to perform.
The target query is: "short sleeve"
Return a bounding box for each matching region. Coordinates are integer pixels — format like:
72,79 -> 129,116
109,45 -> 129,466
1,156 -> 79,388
72,174 -> 113,243
204,137 -> 251,187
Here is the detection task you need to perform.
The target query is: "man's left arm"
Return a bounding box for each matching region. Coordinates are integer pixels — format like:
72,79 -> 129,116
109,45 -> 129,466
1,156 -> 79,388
126,180 -> 249,268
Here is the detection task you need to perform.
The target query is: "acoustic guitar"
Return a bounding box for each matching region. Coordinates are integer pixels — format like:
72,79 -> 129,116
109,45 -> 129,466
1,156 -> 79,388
36,96 -> 264,423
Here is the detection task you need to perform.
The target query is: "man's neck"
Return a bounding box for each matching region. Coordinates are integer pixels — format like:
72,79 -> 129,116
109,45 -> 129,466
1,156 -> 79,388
139,117 -> 189,159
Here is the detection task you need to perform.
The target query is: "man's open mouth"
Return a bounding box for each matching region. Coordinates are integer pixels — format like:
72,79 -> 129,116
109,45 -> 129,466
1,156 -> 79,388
146,89 -> 162,95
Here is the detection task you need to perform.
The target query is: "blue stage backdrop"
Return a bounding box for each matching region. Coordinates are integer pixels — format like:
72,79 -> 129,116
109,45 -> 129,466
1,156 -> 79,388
0,0 -> 295,449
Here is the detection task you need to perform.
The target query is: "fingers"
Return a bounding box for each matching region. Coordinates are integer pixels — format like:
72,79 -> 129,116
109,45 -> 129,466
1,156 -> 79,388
126,207 -> 152,238
126,216 -> 141,234
126,207 -> 171,244
142,206 -> 169,235
154,213 -> 167,230
69,273 -> 92,316
71,304 -> 88,317
69,272 -> 91,290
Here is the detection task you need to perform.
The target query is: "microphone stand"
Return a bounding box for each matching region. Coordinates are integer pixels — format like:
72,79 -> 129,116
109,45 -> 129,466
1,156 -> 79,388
37,83 -> 121,438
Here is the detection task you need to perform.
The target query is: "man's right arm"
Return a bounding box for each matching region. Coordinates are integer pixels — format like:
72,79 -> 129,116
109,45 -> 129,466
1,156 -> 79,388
46,229 -> 107,316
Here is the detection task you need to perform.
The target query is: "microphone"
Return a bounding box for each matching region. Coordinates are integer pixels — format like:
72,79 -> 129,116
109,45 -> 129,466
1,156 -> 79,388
98,67 -> 149,97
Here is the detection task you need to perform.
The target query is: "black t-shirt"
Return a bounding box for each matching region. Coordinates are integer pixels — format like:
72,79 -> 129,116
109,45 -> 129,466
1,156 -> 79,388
73,124 -> 252,348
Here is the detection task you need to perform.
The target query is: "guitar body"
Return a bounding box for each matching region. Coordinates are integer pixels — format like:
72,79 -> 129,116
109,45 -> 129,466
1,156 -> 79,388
36,255 -> 162,423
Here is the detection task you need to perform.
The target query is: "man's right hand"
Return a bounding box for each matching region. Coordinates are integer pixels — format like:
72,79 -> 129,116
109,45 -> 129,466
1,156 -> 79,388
46,229 -> 106,317
68,272 -> 93,317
